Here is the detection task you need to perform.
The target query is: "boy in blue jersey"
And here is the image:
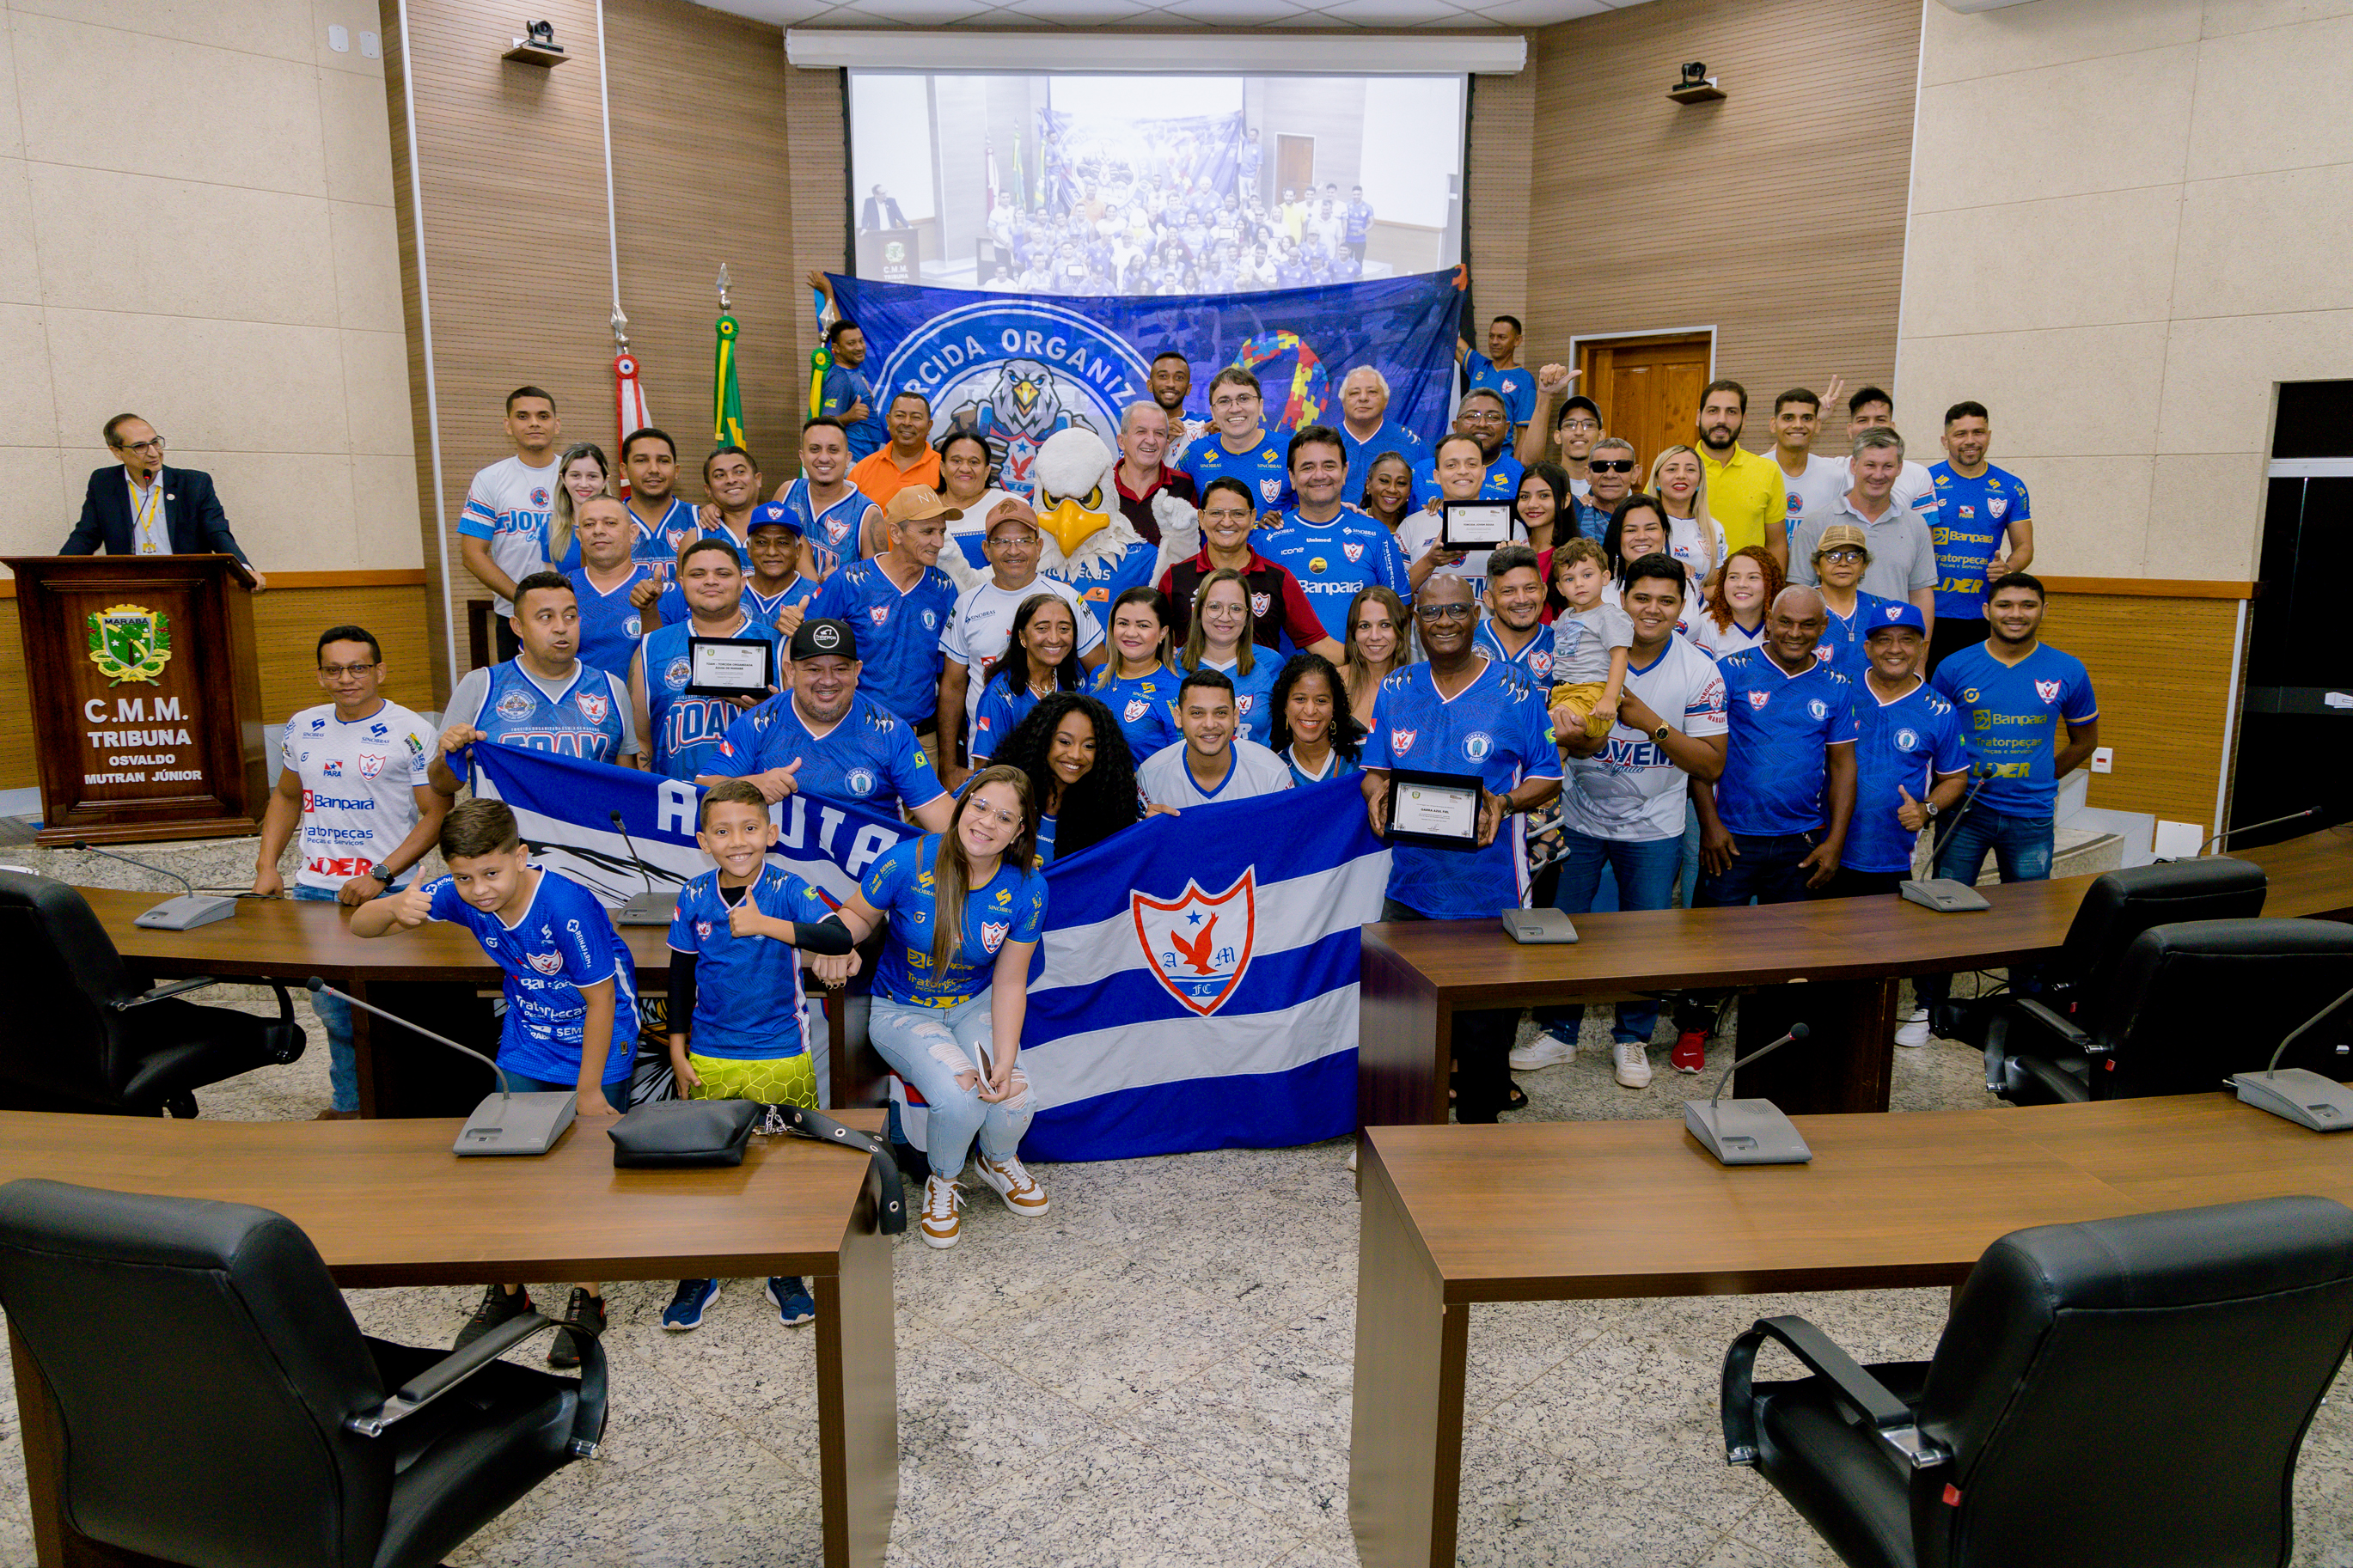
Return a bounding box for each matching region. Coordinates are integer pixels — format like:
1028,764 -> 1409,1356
620,428 -> 702,583
706,618 -> 956,829
806,485 -> 961,732
351,798 -> 637,1365
1834,602 -> 1969,901
430,573 -> 640,796
1360,576 -> 1562,1122
1458,315 -> 1537,436
1915,575 -> 2099,1028
631,539 -> 783,781
1927,401 -> 2034,670
1409,388 -> 1524,509
564,494 -> 655,678
660,780 -> 859,1333
1253,425 -> 1413,644
1695,585 -> 1858,907
1181,366 -> 1293,517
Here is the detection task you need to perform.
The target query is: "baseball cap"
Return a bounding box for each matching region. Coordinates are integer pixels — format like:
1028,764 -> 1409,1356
1864,601 -> 1927,638
882,485 -> 963,528
1558,395 -> 1602,424
1814,522 -> 1872,559
985,497 -> 1042,536
745,504 -> 800,537
791,618 -> 858,662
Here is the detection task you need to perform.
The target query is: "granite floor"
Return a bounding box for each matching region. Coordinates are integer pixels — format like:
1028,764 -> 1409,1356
0,963 -> 2348,1565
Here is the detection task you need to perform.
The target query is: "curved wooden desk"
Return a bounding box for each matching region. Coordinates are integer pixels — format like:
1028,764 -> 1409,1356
1360,827 -> 2353,1123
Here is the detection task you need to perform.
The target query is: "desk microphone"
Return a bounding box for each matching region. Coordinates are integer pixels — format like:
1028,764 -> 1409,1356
305,977 -> 576,1156
72,840 -> 238,930
1684,1023 -> 1813,1165
607,810 -> 678,926
1898,765 -> 1995,914
2160,808 -> 2317,863
2228,983 -> 2353,1132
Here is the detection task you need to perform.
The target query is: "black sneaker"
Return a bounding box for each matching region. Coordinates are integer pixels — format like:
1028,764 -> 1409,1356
547,1287 -> 605,1369
453,1284 -> 533,1351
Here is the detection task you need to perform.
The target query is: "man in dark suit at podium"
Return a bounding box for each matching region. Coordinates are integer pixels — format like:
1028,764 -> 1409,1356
58,413 -> 267,589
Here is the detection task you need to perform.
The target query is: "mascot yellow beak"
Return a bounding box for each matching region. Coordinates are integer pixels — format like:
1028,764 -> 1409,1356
1037,491 -> 1109,558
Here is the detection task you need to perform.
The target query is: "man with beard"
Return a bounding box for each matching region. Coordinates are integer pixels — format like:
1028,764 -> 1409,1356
1694,379 -> 1787,558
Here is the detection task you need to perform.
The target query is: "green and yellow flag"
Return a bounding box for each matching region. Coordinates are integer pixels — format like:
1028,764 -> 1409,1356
712,313 -> 746,448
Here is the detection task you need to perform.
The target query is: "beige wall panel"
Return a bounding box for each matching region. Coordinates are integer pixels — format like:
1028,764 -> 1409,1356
0,305 -> 59,450
1916,0 -> 2200,85
1910,46 -> 2197,212
1900,188 -> 2179,339
0,159 -> 36,305
317,64 -> 401,208
2172,164 -> 2353,320
1892,322 -> 2169,462
2185,13 -> 2353,180
351,453 -> 427,570
2143,453 -> 2265,583
2201,0 -> 2353,39
2154,310 -> 2353,457
1984,454 -> 2152,577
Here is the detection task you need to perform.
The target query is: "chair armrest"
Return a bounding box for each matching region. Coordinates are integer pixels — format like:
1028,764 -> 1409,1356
1720,1315 -> 1948,1471
1983,996 -> 2093,1094
344,1311 -> 560,1437
2013,997 -> 2095,1052
111,977 -> 219,1010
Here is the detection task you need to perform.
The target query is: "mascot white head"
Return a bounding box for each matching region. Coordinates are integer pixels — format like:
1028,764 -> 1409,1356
933,424 -> 1199,595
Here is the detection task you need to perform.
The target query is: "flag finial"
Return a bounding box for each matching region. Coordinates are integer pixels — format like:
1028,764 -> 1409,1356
716,263 -> 731,309
610,305 -> 629,351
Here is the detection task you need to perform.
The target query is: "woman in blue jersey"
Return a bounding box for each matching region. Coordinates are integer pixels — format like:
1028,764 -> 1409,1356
832,766 -> 1048,1249
1268,651 -> 1362,787
1091,585 -> 1183,762
969,594 -> 1087,766
993,692 -> 1140,864
1179,569 -> 1277,744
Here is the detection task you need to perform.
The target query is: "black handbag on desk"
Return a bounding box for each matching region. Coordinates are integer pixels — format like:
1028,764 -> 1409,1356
607,1100 -> 760,1168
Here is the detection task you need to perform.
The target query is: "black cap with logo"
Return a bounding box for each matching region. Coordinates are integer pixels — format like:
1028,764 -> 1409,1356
791,618 -> 859,662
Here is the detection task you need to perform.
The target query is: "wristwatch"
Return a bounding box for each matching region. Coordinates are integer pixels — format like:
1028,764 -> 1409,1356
1924,802 -> 1941,820
1653,723 -> 1672,743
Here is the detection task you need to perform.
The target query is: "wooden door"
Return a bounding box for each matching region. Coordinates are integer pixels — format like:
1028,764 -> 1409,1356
1275,134 -> 1315,202
1574,334 -> 1713,477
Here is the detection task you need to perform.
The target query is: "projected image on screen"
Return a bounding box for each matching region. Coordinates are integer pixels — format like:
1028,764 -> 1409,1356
846,72 -> 1465,295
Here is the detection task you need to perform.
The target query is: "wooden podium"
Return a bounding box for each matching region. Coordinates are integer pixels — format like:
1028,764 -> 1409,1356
3,554 -> 266,845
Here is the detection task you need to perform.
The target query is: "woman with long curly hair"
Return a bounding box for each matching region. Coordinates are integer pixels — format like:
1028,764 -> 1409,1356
991,692 -> 1140,863
1267,651 -> 1362,786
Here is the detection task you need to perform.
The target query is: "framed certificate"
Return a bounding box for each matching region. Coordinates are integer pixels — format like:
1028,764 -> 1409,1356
1440,499 -> 1514,550
686,636 -> 776,699
1384,768 -> 1485,851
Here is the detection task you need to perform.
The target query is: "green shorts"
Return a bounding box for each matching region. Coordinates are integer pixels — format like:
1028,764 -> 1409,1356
685,1051 -> 817,1109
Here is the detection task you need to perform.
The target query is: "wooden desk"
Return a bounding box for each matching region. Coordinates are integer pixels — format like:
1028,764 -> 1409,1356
0,1109 -> 897,1568
1360,827 -> 2353,1125
1348,1095 -> 2353,1568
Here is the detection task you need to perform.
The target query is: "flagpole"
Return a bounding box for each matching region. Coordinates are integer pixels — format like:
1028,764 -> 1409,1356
593,0 -> 620,319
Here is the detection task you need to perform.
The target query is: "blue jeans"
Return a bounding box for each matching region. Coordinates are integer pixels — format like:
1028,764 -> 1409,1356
1696,830 -> 1821,909
869,992 -> 1033,1176
294,882 -> 400,1112
1917,808 -> 2055,1011
1538,831 -> 1683,1045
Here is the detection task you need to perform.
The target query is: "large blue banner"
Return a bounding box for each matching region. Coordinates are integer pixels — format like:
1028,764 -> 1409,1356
828,270 -> 1464,500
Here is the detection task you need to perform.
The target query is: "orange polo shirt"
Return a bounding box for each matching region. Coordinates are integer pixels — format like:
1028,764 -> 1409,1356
848,445 -> 942,509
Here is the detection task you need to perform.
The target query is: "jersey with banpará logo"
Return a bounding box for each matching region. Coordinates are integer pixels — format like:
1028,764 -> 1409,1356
1931,641 -> 2097,817
1181,430 -> 1295,512
635,612 -> 784,780
1368,659 -> 1560,919
1927,462 -> 2032,619
279,699 -> 435,889
1254,506 -> 1413,644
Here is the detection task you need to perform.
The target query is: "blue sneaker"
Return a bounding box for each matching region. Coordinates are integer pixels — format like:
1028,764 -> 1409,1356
662,1278 -> 720,1331
767,1276 -> 816,1326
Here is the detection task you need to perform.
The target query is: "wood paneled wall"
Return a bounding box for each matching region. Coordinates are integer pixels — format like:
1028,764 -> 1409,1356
1520,0 -> 1922,448
1465,46 -> 1536,333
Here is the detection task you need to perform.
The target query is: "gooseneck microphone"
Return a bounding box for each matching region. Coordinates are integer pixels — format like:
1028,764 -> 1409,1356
607,810 -> 677,926
1899,765 -> 1996,914
306,977 -> 576,1156
2165,808 -> 2318,863
1684,1024 -> 1815,1166
2229,983 -> 2353,1133
73,839 -> 238,930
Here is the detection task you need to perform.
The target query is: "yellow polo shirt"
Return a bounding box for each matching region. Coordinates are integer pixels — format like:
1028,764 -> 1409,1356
1699,443 -> 1788,556
848,446 -> 941,509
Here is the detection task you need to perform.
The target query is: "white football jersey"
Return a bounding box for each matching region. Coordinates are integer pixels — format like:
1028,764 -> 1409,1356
279,700 -> 436,889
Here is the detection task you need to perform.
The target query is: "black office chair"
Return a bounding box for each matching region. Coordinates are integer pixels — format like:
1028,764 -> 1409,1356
1986,917 -> 2353,1105
1934,856 -> 2268,1047
1720,1195 -> 2353,1568
0,870 -> 304,1116
0,1177 -> 606,1568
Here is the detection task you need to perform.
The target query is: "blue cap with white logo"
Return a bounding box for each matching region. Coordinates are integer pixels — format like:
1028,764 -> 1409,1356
1864,601 -> 1927,637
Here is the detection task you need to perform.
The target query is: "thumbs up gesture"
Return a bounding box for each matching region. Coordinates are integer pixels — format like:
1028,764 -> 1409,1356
1897,784 -> 1928,833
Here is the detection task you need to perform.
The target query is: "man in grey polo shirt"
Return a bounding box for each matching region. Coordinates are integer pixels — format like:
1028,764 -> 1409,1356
1788,428 -> 1937,636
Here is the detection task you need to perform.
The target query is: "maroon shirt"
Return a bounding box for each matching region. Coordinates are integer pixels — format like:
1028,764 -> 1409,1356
1157,547 -> 1327,652
1114,464 -> 1195,546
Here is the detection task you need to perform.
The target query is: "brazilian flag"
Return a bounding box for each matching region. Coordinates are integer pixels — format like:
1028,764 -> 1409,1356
712,313 -> 746,447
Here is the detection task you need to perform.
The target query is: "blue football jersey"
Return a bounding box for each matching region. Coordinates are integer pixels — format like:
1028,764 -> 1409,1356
1185,654 -> 1280,745
1464,351 -> 1537,430
1814,589 -> 1899,690
667,865 -> 834,1059
970,672 -> 1049,763
1091,664 -> 1183,764
1055,541 -> 1164,625
818,363 -> 884,459
625,497 -> 704,581
1341,421 -> 1426,494
708,691 -> 945,816
1182,430 -> 1294,512
1931,642 -> 2097,815
774,481 -> 871,578
745,574 -> 820,626
1713,650 -> 1859,837
1927,462 -> 2031,619
566,564 -> 654,680
1846,678 -> 1969,874
1255,508 -> 1413,644
1369,659 -> 1560,919
636,613 -> 783,780
806,558 -> 959,728
425,867 -> 638,1085
1410,450 -> 1522,509
861,836 -> 1048,1008
1473,621 -> 1555,704
462,660 -> 633,765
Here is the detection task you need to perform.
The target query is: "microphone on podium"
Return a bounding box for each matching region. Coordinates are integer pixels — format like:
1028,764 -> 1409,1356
2228,984 -> 2353,1133
1684,1023 -> 1814,1166
72,839 -> 238,930
305,977 -> 576,1156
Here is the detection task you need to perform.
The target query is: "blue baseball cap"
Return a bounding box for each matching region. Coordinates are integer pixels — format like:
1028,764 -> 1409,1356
745,503 -> 802,537
1863,601 -> 1927,638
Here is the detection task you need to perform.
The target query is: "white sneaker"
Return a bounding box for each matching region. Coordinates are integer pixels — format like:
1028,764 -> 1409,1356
1896,1008 -> 1932,1048
1509,1030 -> 1579,1072
919,1175 -> 965,1248
975,1152 -> 1050,1217
1613,1040 -> 1653,1089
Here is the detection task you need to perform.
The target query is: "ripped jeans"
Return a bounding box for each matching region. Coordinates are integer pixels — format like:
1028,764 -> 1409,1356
867,992 -> 1034,1177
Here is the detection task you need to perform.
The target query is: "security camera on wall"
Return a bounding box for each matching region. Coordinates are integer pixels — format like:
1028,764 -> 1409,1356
1669,61 -> 1724,104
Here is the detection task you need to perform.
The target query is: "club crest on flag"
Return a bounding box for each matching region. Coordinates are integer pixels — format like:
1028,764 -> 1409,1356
2034,679 -> 2062,704
1132,869 -> 1256,1017
575,692 -> 610,725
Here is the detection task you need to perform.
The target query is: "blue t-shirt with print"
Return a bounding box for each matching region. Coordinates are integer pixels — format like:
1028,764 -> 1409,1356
1182,430 -> 1294,513
708,690 -> 944,816
1369,659 -> 1560,918
806,558 -> 960,727
1927,462 -> 2032,619
635,613 -> 783,780
1845,678 -> 1970,874
667,865 -> 834,1059
861,836 -> 1048,1007
1464,351 -> 1537,430
1091,665 -> 1183,763
1253,507 -> 1413,644
425,867 -> 637,1085
567,564 -> 655,680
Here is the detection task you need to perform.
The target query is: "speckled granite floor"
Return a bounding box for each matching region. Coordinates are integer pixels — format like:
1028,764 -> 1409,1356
0,856 -> 2345,1566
